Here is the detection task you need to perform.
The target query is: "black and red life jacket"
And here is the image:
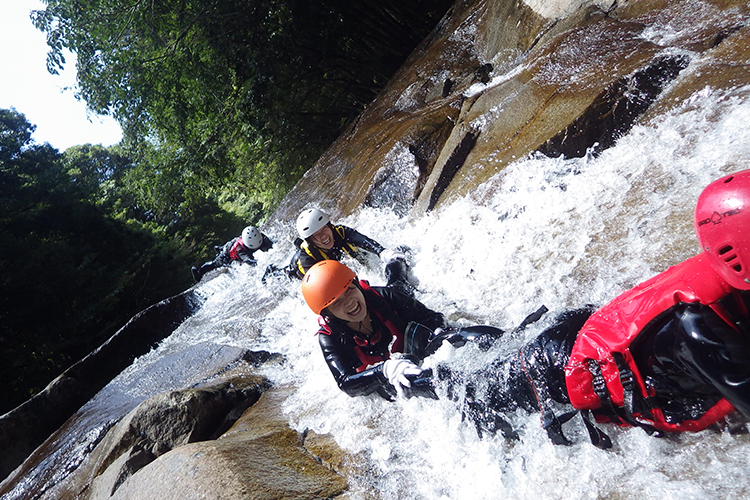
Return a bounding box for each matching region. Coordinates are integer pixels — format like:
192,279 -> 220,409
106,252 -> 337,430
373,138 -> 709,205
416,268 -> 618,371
296,225 -> 358,276
565,253 -> 737,432
228,238 -> 247,261
318,280 -> 405,372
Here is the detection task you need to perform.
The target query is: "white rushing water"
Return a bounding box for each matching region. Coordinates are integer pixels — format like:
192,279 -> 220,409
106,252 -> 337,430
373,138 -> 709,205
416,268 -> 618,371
14,79 -> 750,499
134,82 -> 750,499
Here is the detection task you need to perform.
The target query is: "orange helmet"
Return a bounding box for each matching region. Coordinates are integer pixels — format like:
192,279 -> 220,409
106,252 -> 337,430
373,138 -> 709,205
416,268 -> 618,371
695,169 -> 750,289
301,260 -> 357,314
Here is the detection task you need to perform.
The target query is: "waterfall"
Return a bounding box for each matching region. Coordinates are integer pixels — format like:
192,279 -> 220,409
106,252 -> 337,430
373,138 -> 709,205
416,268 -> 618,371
5,51 -> 750,500
10,82 -> 750,500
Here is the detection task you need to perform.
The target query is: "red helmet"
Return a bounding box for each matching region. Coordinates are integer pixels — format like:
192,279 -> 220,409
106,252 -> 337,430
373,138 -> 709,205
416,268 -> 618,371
694,169 -> 750,289
301,260 -> 356,314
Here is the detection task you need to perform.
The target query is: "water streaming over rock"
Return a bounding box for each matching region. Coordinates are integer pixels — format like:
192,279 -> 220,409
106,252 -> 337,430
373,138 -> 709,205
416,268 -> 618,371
7,82 -> 750,500
5,0 -> 750,496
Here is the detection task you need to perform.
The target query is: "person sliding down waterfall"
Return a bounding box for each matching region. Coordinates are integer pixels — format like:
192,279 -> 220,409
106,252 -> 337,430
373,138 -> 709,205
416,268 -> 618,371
191,226 -> 273,282
446,169 -> 750,448
303,170 -> 750,449
300,259 -> 510,401
264,208 -> 418,296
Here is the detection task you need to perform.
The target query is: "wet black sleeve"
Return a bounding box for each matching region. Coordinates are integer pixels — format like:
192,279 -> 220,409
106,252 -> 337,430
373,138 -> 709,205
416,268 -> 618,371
235,245 -> 257,264
339,225 -> 385,255
646,303 -> 750,417
318,327 -> 390,397
258,234 -> 274,252
375,286 -> 446,331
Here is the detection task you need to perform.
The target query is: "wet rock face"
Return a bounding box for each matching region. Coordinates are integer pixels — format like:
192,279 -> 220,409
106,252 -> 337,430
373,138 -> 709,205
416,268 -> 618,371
79,385 -> 348,500
536,54 -> 690,159
0,289 -> 204,482
35,376 -> 271,500
37,379 -> 350,500
269,0 -> 750,222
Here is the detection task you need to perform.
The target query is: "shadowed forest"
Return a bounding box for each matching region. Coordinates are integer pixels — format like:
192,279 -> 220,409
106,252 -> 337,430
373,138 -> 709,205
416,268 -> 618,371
0,0 -> 454,414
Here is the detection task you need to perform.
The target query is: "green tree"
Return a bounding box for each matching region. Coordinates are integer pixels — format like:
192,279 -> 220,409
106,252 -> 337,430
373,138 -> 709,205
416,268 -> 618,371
0,109 -> 196,414
31,0 -> 454,218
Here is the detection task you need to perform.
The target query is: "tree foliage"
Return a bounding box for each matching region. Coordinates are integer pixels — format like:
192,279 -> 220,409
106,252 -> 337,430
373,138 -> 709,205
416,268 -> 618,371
0,109 -> 200,414
1,1 -> 455,412
31,0 -> 454,216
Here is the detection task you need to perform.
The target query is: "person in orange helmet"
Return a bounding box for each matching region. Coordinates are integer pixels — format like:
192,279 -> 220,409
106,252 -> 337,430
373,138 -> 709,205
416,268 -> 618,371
304,170 -> 750,450
302,259 -> 508,400
301,259 -> 446,399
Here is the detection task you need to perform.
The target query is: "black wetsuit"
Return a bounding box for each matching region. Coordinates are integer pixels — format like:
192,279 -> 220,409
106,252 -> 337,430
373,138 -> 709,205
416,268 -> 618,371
455,294 -> 750,445
447,308 -> 594,442
630,296 -> 750,424
193,234 -> 273,280
293,223 -> 385,278
317,282 -> 445,399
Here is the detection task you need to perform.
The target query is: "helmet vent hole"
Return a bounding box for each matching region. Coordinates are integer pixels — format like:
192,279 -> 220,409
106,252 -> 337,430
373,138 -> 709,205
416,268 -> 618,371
718,245 -> 742,273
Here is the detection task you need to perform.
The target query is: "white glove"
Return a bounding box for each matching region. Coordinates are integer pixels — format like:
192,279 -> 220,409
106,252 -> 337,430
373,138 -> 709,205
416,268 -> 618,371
380,248 -> 406,264
382,359 -> 423,397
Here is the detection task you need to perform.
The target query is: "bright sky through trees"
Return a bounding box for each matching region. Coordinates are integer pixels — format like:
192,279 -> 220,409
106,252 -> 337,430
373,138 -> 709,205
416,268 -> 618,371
0,0 -> 122,151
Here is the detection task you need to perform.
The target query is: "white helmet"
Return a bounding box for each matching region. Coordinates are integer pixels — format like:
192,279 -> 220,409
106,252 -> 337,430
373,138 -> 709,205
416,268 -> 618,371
241,226 -> 263,250
296,208 -> 330,239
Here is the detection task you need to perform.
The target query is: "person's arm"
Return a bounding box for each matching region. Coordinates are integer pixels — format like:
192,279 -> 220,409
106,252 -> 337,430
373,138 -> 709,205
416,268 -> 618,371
258,234 -> 274,252
338,225 -> 385,255
377,286 -> 446,331
666,303 -> 750,417
318,328 -> 390,397
235,245 -> 258,265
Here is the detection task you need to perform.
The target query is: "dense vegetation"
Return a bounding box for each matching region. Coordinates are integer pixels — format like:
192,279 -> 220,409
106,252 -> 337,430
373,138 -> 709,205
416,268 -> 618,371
0,0 -> 453,414
0,109 -> 201,413
31,0 -> 453,232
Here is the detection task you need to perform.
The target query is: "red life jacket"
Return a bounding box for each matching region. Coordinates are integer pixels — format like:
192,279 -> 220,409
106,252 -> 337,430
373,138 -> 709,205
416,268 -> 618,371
318,280 -> 405,372
565,253 -> 737,432
228,238 -> 246,261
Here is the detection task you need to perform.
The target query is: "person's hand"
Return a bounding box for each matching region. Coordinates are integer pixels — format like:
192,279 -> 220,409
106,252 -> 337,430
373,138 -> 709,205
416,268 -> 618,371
382,359 -> 423,397
380,248 -> 406,264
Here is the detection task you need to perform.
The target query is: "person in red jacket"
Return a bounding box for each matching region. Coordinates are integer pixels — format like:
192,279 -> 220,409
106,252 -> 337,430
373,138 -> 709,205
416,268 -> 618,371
454,169 -> 750,448
191,226 -> 273,282
302,170 -> 750,449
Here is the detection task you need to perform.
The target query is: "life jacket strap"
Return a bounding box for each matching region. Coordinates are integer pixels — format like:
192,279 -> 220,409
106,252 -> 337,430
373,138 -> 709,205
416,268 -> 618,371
580,410 -> 613,449
587,355 -> 663,439
611,352 -> 661,436
332,225 -> 358,257
587,358 -> 624,425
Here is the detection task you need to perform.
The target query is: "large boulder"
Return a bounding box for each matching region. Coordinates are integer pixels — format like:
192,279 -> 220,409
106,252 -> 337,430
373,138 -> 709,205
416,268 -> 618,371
269,0 -> 750,223
88,385 -> 350,500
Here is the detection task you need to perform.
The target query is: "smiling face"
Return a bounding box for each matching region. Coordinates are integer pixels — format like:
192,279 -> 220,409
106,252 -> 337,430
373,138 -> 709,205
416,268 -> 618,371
309,225 -> 334,250
326,283 -> 367,323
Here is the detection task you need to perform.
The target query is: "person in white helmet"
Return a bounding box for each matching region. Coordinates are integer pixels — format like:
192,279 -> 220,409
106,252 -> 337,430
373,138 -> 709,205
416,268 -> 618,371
270,208 -> 416,295
191,226 -> 273,282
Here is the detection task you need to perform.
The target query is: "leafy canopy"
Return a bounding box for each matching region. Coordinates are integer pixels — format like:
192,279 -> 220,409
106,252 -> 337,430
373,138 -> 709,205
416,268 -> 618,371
31,0 -> 454,220
0,109 -> 200,413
